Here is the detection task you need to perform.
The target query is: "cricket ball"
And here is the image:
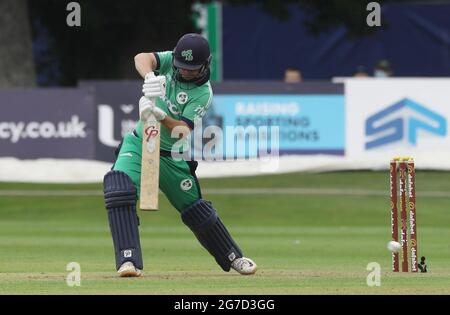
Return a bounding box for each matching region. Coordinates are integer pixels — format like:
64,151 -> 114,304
387,241 -> 401,253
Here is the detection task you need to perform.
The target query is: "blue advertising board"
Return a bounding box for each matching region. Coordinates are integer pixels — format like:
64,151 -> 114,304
204,94 -> 344,157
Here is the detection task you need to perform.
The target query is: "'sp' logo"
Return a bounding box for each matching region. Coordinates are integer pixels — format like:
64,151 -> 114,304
365,98 -> 446,149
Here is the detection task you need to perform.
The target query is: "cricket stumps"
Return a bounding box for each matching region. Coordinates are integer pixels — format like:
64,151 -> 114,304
389,156 -> 418,272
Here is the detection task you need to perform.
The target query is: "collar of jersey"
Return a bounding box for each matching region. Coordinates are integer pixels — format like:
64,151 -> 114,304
175,68 -> 210,88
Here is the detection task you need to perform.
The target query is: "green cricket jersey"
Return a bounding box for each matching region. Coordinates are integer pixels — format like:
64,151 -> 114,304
136,51 -> 213,153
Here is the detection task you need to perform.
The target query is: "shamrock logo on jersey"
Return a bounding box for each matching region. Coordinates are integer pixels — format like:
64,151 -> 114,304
180,179 -> 193,191
176,92 -> 188,104
181,49 -> 193,61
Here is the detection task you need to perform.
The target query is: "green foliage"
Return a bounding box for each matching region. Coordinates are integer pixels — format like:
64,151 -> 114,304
27,0 -> 197,85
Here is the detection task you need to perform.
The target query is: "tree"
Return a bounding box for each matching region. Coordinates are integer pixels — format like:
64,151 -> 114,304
27,0 -> 197,86
0,0 -> 36,87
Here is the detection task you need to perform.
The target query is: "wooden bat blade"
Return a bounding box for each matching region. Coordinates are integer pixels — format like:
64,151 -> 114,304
140,115 -> 160,211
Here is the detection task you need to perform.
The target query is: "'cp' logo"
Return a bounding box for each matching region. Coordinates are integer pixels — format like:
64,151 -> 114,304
145,126 -> 159,141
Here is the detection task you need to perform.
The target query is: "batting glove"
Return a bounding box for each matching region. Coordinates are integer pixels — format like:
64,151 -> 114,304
142,72 -> 166,98
138,96 -> 154,122
138,96 -> 167,122
150,106 -> 167,121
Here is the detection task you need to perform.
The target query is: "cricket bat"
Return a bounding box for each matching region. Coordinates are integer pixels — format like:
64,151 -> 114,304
140,108 -> 160,211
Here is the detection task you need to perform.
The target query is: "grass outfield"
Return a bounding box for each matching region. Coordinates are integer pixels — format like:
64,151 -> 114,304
1,171 -> 450,294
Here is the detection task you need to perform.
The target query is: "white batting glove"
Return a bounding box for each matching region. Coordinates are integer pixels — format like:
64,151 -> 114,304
138,96 -> 167,122
138,96 -> 154,122
142,72 -> 166,98
151,106 -> 167,121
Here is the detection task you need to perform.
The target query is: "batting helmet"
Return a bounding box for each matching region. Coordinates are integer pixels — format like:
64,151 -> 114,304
172,33 -> 211,71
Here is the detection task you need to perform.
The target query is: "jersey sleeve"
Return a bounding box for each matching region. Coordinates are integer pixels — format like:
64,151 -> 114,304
181,91 -> 213,127
154,51 -> 173,75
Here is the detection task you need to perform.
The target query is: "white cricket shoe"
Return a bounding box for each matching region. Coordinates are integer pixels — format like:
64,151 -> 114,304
117,261 -> 142,277
231,257 -> 257,275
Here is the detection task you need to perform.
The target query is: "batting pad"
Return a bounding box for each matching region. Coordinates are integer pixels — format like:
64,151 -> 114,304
103,170 -> 143,270
181,199 -> 243,271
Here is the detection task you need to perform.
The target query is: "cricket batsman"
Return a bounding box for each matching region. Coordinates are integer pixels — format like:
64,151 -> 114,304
103,33 -> 257,277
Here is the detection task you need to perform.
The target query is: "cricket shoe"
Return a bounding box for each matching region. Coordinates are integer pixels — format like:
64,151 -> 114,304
117,261 -> 142,277
231,257 -> 257,275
